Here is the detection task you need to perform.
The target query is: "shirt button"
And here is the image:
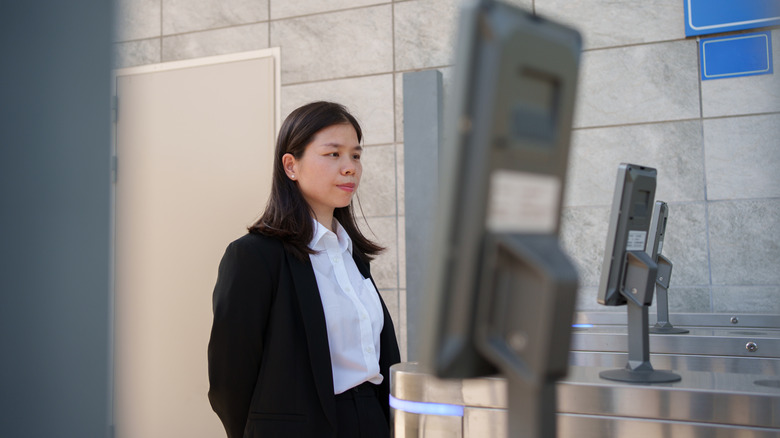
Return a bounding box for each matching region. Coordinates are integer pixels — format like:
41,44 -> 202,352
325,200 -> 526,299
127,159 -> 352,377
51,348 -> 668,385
360,312 -> 367,321
332,258 -> 340,264
345,286 -> 352,293
365,347 -> 373,353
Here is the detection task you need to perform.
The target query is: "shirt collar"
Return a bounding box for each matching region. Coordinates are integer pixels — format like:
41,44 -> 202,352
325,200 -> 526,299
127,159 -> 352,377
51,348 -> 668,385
309,218 -> 353,255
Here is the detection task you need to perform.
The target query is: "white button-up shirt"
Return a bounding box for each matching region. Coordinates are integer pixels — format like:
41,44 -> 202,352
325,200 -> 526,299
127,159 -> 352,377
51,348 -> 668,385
309,219 -> 384,394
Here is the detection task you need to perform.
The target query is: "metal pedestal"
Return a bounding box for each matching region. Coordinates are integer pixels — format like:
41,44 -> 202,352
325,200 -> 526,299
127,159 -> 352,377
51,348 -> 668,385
390,362 -> 780,438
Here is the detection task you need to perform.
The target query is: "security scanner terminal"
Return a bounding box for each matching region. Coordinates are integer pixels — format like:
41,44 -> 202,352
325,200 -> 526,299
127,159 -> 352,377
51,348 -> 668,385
647,201 -> 689,335
416,0 -> 581,437
596,164 -> 681,383
392,0 -> 780,437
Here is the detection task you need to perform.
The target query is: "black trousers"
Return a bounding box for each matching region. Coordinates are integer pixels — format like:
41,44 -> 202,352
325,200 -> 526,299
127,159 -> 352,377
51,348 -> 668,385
334,382 -> 390,438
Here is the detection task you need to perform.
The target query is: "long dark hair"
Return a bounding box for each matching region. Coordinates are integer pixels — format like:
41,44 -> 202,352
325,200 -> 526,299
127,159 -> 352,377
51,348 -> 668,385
249,101 -> 385,261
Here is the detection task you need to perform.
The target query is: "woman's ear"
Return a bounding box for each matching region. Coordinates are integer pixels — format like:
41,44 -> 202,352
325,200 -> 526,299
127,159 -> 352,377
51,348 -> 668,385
282,153 -> 297,180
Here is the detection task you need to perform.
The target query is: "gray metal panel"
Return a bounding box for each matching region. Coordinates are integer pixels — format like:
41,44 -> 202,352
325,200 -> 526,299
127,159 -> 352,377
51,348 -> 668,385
391,362 -> 780,429
403,69 -> 443,361
570,351 -> 780,375
392,410 -> 463,438
570,327 -> 780,358
575,311 -> 780,328
559,413 -> 780,438
0,2 -> 113,437
463,408 -> 780,438
559,366 -> 780,429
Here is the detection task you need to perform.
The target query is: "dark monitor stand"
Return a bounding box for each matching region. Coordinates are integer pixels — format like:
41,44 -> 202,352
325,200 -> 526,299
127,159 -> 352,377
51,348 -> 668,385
597,164 -> 681,384
647,201 -> 689,335
418,1 -> 583,437
476,233 -> 578,437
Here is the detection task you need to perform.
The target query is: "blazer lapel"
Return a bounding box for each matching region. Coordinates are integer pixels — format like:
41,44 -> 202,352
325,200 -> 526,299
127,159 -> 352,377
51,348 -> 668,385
285,251 -> 337,428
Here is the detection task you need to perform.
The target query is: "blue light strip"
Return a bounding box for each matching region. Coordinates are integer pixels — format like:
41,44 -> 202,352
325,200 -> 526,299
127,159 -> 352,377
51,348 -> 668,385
572,323 -> 593,328
389,395 -> 464,417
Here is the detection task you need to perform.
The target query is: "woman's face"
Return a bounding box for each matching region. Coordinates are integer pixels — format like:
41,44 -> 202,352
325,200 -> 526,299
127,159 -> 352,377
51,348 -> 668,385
283,123 -> 362,225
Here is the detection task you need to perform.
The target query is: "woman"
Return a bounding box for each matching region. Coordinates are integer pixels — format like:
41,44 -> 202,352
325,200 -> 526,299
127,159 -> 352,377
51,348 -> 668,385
208,101 -> 401,438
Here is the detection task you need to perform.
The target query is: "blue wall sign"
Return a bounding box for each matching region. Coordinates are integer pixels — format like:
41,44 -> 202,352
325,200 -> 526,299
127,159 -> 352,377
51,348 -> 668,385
700,31 -> 773,80
685,0 -> 780,36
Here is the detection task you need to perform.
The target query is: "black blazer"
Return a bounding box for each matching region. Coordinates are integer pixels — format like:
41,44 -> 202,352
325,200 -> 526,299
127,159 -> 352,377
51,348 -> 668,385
208,233 -> 401,438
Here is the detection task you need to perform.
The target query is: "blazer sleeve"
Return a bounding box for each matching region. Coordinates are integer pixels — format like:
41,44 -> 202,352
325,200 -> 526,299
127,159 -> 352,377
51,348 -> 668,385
208,235 -> 278,438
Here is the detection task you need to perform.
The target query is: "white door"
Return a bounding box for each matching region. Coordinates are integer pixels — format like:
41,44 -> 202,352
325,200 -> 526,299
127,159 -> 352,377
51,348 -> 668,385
113,49 -> 279,438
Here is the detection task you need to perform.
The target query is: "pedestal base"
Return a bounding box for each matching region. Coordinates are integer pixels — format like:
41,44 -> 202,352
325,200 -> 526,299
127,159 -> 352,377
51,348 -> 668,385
649,325 -> 689,334
599,368 -> 681,383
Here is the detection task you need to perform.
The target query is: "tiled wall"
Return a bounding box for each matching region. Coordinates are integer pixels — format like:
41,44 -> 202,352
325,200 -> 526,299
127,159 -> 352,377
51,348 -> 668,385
115,0 -> 780,357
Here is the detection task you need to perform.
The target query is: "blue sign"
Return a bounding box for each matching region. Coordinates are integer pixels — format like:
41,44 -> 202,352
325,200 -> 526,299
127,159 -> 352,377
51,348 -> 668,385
685,0 -> 780,36
700,31 -> 774,80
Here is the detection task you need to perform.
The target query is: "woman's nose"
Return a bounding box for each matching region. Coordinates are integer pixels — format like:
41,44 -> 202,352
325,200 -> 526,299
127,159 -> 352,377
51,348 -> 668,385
341,159 -> 356,175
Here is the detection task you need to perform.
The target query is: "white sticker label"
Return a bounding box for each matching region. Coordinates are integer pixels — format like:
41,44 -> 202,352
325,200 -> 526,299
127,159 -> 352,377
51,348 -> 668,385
486,170 -> 560,233
626,230 -> 647,251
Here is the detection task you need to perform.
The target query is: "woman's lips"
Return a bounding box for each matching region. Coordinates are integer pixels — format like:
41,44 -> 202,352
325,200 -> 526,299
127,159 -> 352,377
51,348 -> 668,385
337,183 -> 355,192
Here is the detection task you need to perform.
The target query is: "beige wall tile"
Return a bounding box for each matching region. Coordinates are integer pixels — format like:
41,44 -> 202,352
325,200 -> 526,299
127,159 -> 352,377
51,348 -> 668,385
560,206 -> 610,288
163,0 -> 269,35
271,0 -> 386,19
114,39 -> 161,69
362,216 -> 398,290
651,287 -> 712,313
575,286 -> 610,311
395,73 -> 404,143
701,31 -> 780,118
281,75 -> 394,146
115,0 -> 161,42
575,41 -> 700,127
704,114 -> 780,201
561,202 -> 708,290
379,288 -> 401,342
537,0 -> 684,49
271,5 -> 392,84
709,199 -> 780,286
359,145 -> 397,217
565,121 -> 705,207
713,286 -> 780,314
658,202 -> 709,287
394,0 -> 459,70
161,23 -> 269,62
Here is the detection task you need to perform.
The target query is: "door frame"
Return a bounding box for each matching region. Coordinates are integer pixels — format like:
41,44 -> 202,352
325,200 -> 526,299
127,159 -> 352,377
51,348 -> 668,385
108,47 -> 281,434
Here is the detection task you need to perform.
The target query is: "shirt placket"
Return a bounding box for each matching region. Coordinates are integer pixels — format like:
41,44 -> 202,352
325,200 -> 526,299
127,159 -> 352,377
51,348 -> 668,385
324,237 -> 376,368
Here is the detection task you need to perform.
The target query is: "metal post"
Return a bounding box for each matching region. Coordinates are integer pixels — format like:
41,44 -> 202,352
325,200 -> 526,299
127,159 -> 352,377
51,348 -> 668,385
650,255 -> 689,334
600,251 -> 680,383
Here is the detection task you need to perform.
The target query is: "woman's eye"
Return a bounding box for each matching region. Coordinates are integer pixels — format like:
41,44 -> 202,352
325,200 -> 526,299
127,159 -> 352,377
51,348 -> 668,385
328,152 -> 339,157
353,154 -> 361,160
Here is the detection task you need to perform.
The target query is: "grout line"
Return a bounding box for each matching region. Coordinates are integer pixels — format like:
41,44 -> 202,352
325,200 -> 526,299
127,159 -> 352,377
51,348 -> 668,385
391,0 -> 402,299
268,0 -> 272,46
570,111 -> 780,131
159,0 -> 164,62
697,33 -> 716,312
280,65 -> 457,88
268,2 -> 392,23
582,37 -> 697,53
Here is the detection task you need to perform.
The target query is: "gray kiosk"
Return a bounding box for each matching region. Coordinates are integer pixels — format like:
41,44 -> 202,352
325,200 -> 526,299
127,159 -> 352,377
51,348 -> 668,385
596,164 -> 681,383
647,201 -> 689,335
416,0 -> 582,437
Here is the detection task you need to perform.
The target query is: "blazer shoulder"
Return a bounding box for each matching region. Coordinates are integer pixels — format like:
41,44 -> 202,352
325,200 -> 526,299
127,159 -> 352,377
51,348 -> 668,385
223,232 -> 286,267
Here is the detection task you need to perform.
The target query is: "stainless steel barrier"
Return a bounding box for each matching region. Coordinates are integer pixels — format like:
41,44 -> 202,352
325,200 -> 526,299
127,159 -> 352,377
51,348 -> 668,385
570,351 -> 780,375
574,312 -> 780,329
571,326 -> 780,358
392,313 -> 780,437
390,362 -> 780,438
